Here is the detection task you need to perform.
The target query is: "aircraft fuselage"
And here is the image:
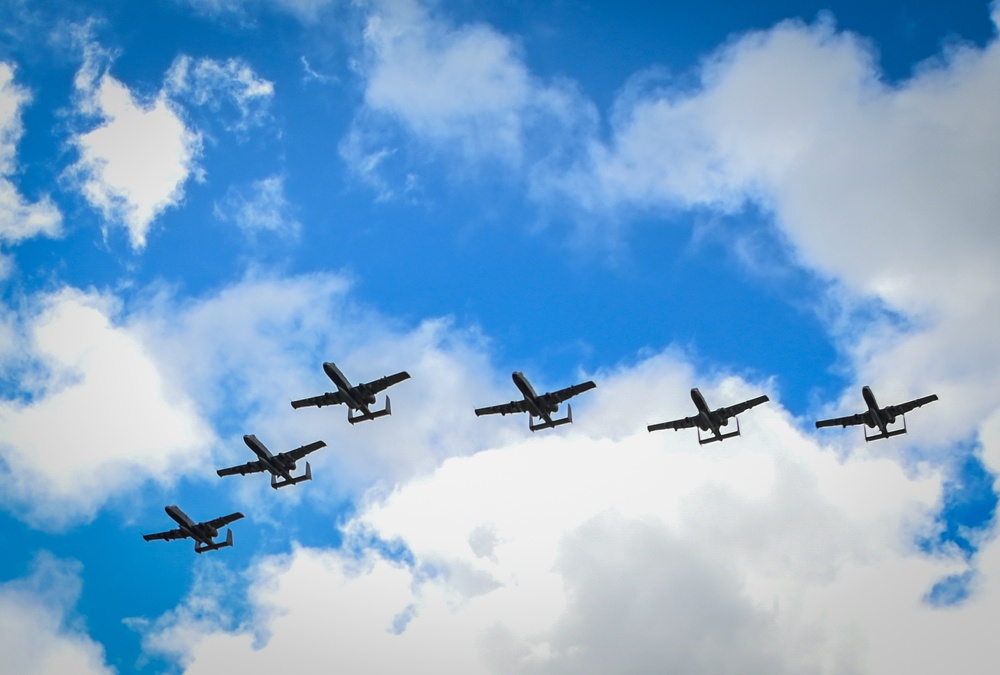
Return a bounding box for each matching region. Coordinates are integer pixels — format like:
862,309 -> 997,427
324,361 -> 377,413
166,505 -> 218,546
244,434 -> 296,480
513,371 -> 556,421
691,388 -> 727,439
862,385 -> 892,435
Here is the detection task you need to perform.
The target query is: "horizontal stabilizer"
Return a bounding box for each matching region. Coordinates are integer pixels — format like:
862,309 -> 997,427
865,426 -> 908,442
865,414 -> 908,442
529,405 -> 574,432
195,529 -> 234,554
698,428 -> 741,445
271,462 -> 312,489
348,397 -> 392,425
697,417 -> 741,445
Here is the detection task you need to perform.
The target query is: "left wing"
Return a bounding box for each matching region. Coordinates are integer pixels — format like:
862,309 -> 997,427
205,512 -> 245,530
363,371 -> 411,395
291,391 -> 345,409
283,440 -> 327,462
717,395 -> 770,421
543,380 -> 597,406
217,461 -> 267,477
815,412 -> 866,429
143,528 -> 187,542
475,400 -> 529,416
648,415 -> 700,432
885,394 -> 938,418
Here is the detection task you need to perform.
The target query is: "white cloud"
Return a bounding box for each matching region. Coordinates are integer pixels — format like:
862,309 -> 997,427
140,354 -> 990,674
0,288 -> 214,530
178,0 -> 337,23
127,272 -> 515,511
345,0 -> 595,178
0,553 -> 114,675
522,15 -> 1000,468
0,62 -> 62,244
166,56 -> 274,133
67,45 -> 202,250
214,175 -> 300,237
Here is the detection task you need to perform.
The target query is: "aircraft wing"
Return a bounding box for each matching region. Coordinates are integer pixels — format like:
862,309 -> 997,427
284,440 -> 327,462
815,412 -> 866,428
475,400 -> 529,416
291,391 -> 345,409
363,371 -> 411,395
544,380 -> 597,405
885,394 -> 939,418
717,395 -> 770,421
217,460 -> 267,477
143,528 -> 187,542
205,512 -> 245,530
647,414 -> 700,432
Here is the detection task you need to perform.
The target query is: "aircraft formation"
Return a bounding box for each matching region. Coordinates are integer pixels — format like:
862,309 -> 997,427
143,362 -> 938,552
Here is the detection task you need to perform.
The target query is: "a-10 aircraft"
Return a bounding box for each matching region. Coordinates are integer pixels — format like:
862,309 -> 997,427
216,434 -> 327,489
291,361 -> 411,424
475,371 -> 596,431
648,388 -> 769,444
142,505 -> 244,553
815,385 -> 938,441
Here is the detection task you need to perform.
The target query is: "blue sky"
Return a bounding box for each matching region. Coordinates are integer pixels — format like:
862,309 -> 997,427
1,0 -> 999,672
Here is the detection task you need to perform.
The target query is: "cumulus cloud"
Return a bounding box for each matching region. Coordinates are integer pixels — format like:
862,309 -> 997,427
67,43 -> 202,250
0,288 -> 214,530
344,0 -> 595,182
0,62 -> 62,245
139,353 -> 987,674
128,272 -> 515,510
0,553 -> 114,675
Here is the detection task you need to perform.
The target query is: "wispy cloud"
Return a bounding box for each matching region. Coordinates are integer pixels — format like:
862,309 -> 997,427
214,175 -> 300,238
0,63 -> 61,247
166,55 -> 275,134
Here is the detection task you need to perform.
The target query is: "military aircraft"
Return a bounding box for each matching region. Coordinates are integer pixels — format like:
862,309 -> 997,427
648,388 -> 769,444
815,385 -> 938,441
291,361 -> 411,424
142,505 -> 244,553
217,434 -> 327,489
475,371 -> 596,431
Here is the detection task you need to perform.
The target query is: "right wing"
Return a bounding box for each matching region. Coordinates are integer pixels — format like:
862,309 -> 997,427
815,412 -> 866,429
143,528 -> 187,542
217,460 -> 267,477
283,440 -> 327,462
885,394 -> 939,418
291,391 -> 345,409
206,512 -> 245,530
475,399 -> 529,416
544,380 -> 597,406
363,371 -> 411,395
648,415 -> 700,432
717,395 -> 770,420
